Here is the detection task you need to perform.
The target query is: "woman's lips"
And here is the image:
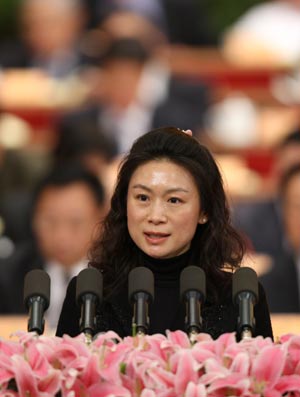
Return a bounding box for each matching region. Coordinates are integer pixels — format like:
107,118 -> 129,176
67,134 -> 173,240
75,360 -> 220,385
144,232 -> 170,244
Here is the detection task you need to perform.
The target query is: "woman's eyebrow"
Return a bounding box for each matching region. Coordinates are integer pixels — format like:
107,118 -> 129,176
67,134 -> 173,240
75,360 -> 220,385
132,184 -> 151,191
131,184 -> 189,193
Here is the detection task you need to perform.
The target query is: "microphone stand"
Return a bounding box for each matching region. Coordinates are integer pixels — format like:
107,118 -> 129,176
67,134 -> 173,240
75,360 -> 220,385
76,268 -> 103,345
27,296 -> 46,335
79,293 -> 98,345
23,269 -> 50,337
85,334 -> 93,345
132,292 -> 150,336
241,328 -> 252,340
180,266 -> 206,344
185,291 -> 202,343
236,291 -> 256,340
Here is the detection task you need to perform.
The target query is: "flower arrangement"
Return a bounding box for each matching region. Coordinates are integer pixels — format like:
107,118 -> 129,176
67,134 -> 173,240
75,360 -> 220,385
1,330 -> 300,397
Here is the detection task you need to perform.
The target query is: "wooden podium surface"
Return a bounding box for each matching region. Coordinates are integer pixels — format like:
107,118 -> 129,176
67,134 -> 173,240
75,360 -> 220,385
270,314 -> 300,339
0,314 -> 298,340
0,316 -> 28,339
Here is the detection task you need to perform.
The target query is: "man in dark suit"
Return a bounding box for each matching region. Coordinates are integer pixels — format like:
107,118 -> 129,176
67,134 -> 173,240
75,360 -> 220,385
233,198 -> 284,261
232,130 -> 300,264
232,130 -> 300,312
58,37 -> 210,156
259,163 -> 300,312
0,162 -> 106,330
259,251 -> 300,313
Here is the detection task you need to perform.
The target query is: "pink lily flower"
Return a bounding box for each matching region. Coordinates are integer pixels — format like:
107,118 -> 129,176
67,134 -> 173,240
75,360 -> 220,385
171,350 -> 200,395
140,388 -> 157,397
92,331 -> 122,348
11,355 -> 50,397
165,330 -> 191,349
134,358 -> 174,391
274,374 -> 300,395
206,372 -> 251,396
250,344 -> 286,395
280,334 -> 300,375
0,354 -> 15,387
185,381 -> 207,397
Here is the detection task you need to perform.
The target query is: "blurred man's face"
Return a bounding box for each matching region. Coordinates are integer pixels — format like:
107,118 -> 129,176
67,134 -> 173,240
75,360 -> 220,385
101,60 -> 144,109
282,172 -> 300,252
21,0 -> 83,58
33,182 -> 103,267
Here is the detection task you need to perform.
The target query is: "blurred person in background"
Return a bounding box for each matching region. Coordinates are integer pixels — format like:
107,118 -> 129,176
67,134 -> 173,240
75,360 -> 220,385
232,128 -> 300,275
0,112 -> 49,250
259,163 -> 300,312
0,0 -> 89,77
0,162 -> 106,331
59,31 -> 210,155
0,146 -> 33,255
0,144 -> 31,255
222,0 -> 300,69
94,0 -> 167,38
53,120 -> 119,206
54,120 -> 118,175
93,0 -> 218,46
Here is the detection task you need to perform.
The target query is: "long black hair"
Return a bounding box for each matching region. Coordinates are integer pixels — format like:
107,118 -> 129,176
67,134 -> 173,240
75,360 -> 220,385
90,127 -> 245,298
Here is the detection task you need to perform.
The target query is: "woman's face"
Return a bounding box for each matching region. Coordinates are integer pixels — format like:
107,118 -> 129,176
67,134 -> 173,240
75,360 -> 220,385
127,159 -> 205,259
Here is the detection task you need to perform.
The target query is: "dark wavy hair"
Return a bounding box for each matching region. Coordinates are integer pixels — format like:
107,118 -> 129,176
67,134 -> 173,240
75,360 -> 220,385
89,127 -> 245,298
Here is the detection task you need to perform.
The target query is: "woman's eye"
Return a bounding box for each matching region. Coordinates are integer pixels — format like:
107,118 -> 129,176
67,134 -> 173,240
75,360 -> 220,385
169,197 -> 181,204
137,194 -> 148,201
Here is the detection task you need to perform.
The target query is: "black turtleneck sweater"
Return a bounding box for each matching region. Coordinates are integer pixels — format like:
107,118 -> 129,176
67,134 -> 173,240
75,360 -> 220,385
144,250 -> 189,334
56,251 -> 273,340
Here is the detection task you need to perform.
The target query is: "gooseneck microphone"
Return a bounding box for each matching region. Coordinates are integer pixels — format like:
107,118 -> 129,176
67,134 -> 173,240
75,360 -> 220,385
180,266 -> 206,340
232,267 -> 259,340
128,267 -> 154,336
76,268 -> 103,340
23,269 -> 51,335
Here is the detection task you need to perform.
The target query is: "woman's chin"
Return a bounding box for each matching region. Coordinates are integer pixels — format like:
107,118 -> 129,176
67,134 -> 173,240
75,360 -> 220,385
143,247 -> 167,259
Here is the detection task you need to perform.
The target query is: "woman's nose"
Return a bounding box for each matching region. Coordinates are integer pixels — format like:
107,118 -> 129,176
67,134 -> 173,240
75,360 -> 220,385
147,202 -> 167,224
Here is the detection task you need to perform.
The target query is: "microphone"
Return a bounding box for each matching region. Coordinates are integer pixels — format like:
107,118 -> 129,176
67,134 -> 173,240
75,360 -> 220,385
76,268 -> 103,341
23,269 -> 51,335
180,266 -> 206,340
128,267 -> 154,336
232,267 -> 259,340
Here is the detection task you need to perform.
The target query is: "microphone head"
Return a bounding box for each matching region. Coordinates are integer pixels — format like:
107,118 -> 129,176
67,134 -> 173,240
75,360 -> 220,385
76,267 -> 103,305
232,267 -> 259,304
23,269 -> 51,310
180,266 -> 206,301
128,267 -> 154,303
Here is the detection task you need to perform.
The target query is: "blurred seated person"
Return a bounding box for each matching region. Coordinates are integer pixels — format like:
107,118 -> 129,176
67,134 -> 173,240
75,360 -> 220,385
94,0 -> 167,38
53,120 -> 119,204
259,163 -> 300,312
222,0 -> 300,68
88,8 -> 168,58
87,0 -> 218,47
232,128 -> 300,268
0,147 -> 32,254
59,35 -> 211,155
0,162 -> 106,330
0,114 -> 47,247
0,0 -> 89,78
